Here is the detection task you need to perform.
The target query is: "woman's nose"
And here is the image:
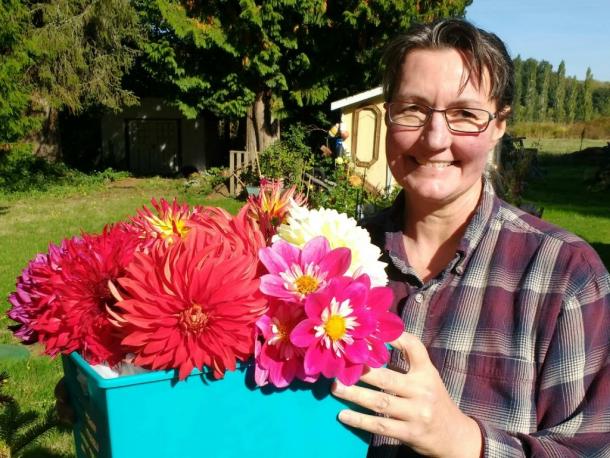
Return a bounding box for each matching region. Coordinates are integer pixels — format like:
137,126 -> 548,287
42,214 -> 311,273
420,111 -> 451,151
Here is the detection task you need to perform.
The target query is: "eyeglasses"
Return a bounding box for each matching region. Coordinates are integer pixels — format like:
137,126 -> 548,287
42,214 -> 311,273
387,102 -> 497,133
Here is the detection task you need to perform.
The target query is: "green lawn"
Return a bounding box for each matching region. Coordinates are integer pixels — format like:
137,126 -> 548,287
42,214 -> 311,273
523,137 -> 608,155
522,147 -> 610,269
0,178 -> 241,457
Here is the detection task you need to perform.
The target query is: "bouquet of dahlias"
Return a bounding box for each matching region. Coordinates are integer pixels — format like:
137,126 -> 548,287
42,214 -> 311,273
7,181 -> 403,388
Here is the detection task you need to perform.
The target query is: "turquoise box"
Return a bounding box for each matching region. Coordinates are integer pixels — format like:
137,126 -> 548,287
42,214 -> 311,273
62,353 -> 370,458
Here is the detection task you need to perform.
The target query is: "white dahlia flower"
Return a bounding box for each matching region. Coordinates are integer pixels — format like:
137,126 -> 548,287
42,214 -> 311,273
275,206 -> 388,286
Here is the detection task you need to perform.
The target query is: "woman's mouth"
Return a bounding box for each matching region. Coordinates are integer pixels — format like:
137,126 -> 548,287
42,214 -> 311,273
414,158 -> 455,169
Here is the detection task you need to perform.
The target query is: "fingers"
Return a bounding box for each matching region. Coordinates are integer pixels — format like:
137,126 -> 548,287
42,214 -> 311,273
332,380 -> 409,419
390,332 -> 430,371
337,409 -> 414,445
357,366 -> 411,398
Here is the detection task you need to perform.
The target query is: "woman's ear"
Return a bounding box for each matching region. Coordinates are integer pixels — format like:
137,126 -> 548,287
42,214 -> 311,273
492,106 -> 511,141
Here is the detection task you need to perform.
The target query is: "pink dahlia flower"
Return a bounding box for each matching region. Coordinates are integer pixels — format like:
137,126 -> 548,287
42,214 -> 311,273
116,207 -> 267,380
290,276 -> 403,385
32,225 -> 139,365
259,236 -> 351,302
254,300 -> 316,388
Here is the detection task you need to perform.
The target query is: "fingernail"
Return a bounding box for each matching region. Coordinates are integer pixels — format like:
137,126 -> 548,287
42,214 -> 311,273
338,409 -> 352,422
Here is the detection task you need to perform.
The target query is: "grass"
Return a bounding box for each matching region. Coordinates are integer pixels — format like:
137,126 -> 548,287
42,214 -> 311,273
523,138 -> 608,155
521,143 -> 610,268
0,177 -> 241,457
1,144 -> 608,456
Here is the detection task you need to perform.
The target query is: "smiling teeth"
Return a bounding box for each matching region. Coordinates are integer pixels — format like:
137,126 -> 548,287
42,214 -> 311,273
416,159 -> 453,169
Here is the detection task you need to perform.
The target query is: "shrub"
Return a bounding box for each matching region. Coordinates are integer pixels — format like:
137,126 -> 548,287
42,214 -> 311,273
0,143 -> 130,196
183,167 -> 227,195
243,124 -> 313,189
308,157 -> 399,219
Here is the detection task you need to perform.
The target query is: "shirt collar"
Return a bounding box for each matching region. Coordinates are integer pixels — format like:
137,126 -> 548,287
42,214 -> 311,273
381,176 -> 499,277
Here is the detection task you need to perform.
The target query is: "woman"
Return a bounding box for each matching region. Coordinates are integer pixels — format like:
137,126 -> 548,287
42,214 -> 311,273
331,19 -> 610,457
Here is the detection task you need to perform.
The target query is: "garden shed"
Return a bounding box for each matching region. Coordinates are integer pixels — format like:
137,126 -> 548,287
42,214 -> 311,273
100,98 -> 215,176
330,87 -> 393,193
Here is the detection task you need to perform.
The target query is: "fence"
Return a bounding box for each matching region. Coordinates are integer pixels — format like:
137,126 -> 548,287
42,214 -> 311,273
229,149 -> 258,196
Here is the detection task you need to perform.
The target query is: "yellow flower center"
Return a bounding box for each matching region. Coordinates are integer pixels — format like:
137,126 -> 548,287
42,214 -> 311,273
180,304 -> 208,334
294,275 -> 319,295
151,216 -> 189,241
324,315 -> 347,341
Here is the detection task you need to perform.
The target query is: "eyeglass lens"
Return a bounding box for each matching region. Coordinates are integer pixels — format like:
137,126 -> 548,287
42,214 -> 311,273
389,103 -> 491,133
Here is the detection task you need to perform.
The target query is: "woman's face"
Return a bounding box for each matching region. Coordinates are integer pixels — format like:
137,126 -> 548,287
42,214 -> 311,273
386,48 -> 506,208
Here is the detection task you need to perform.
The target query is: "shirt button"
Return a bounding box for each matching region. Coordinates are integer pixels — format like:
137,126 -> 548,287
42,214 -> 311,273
414,293 -> 424,304
455,265 -> 464,275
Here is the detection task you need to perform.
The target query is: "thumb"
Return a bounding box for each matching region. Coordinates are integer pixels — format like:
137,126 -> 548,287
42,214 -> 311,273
390,332 -> 430,371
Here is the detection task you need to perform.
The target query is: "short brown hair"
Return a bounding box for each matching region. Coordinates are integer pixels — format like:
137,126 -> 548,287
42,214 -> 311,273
382,19 -> 514,115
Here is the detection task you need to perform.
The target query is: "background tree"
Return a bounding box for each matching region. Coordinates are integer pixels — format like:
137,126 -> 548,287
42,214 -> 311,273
0,0 -> 37,149
565,77 -> 578,123
522,58 -> 538,122
535,60 -> 552,121
511,55 -> 523,122
579,67 -> 594,121
21,0 -> 142,160
592,84 -> 610,116
551,60 -> 567,122
133,0 -> 472,154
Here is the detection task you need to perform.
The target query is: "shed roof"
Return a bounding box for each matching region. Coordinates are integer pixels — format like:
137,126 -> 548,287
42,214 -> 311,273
330,86 -> 383,111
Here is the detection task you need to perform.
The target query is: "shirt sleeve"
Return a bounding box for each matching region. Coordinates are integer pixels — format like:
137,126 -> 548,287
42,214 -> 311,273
475,259 -> 610,457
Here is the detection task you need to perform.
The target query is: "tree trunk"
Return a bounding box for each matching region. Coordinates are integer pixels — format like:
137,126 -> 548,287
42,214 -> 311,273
27,98 -> 62,162
245,91 -> 280,158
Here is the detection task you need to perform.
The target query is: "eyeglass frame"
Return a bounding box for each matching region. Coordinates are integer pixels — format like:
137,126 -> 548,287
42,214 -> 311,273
386,101 -> 499,133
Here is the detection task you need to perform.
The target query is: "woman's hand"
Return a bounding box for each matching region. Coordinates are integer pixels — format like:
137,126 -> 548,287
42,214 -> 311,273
331,332 -> 482,458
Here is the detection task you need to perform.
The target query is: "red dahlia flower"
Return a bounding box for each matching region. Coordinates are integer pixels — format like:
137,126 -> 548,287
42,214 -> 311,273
116,206 -> 268,380
32,225 -> 139,365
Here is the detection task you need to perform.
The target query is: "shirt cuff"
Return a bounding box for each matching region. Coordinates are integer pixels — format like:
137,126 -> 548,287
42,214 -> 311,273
471,416 -> 525,458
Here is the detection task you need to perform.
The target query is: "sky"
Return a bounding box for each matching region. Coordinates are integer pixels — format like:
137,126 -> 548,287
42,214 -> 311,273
466,0 -> 610,82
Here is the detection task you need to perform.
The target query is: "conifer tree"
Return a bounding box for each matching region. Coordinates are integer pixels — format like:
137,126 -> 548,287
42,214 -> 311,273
134,0 -> 472,153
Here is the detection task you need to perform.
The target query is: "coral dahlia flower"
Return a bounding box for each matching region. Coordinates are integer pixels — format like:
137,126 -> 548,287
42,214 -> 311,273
248,179 -> 306,242
276,206 -> 388,287
254,300 -> 315,388
290,276 -> 403,385
32,225 -> 139,365
115,208 -> 267,380
130,198 -> 203,249
259,236 -> 351,302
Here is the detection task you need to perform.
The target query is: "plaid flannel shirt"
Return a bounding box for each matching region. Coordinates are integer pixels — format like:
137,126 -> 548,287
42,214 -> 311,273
363,179 -> 610,457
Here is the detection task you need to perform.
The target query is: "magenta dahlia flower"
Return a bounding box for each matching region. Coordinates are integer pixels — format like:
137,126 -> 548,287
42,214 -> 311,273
7,240 -> 71,344
259,236 -> 351,302
31,225 -> 139,365
290,275 -> 403,385
254,300 -> 317,388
